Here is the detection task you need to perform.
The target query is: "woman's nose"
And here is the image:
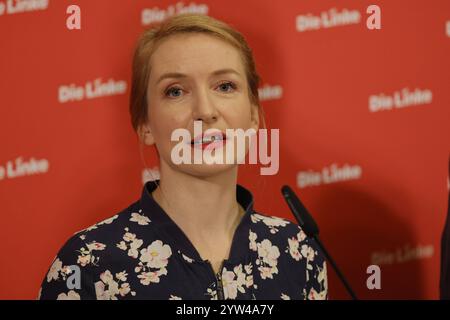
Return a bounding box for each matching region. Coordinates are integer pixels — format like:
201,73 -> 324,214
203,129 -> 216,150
191,87 -> 219,124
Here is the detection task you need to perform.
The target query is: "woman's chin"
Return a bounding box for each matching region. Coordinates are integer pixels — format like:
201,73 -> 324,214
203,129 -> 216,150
173,162 -> 237,178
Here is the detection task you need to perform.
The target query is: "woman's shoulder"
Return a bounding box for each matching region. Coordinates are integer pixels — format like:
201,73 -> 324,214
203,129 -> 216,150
39,201 -> 153,299
249,210 -> 322,257
51,200 -> 154,267
73,201 -> 151,241
250,210 -> 328,299
248,210 -> 322,265
249,211 -> 307,241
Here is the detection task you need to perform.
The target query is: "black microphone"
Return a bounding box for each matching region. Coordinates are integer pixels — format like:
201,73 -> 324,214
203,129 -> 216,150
281,185 -> 358,300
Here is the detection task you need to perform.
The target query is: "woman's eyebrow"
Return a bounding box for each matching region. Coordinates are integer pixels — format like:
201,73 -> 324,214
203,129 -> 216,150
156,68 -> 241,85
210,68 -> 241,77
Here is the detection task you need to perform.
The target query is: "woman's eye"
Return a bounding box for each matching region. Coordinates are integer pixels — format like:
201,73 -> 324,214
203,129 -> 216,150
217,82 -> 236,93
165,87 -> 183,98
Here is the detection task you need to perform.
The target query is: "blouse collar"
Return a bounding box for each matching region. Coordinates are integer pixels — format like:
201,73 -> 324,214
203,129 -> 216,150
139,180 -> 255,264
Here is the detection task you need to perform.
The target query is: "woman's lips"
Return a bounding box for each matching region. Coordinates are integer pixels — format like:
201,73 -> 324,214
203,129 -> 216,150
190,131 -> 227,150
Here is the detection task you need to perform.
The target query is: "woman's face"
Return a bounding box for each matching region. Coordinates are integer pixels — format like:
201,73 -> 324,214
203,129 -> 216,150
143,32 -> 259,177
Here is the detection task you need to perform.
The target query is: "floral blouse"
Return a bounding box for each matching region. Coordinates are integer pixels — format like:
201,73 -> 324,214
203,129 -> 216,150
38,181 -> 328,300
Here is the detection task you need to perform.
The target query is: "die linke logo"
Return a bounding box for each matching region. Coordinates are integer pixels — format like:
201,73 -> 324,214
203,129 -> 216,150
258,84 -> 283,102
296,5 -> 381,32
0,156 -> 49,181
297,163 -> 362,188
296,8 -> 361,32
0,0 -> 48,16
371,243 -> 434,265
142,1 -> 209,26
58,78 -> 127,103
369,87 -> 433,113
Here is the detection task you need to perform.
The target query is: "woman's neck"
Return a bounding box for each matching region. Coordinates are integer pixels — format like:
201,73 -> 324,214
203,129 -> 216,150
151,162 -> 244,246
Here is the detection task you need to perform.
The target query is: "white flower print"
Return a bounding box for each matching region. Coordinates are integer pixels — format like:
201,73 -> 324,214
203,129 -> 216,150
116,271 -> 128,282
101,215 -> 119,225
47,258 -> 62,282
136,272 -> 153,285
134,240 -> 172,286
297,229 -> 307,242
117,228 -> 144,259
206,287 -> 218,300
237,264 -> 255,289
249,232 -> 281,281
284,227 -> 328,299
313,261 -> 328,299
38,184 -> 328,300
286,231 -> 316,270
123,232 -> 136,242
129,241 -> 143,258
95,270 -> 134,300
76,241 -> 106,267
180,251 -> 194,263
77,254 -> 91,267
258,239 -> 280,267
137,271 -> 161,285
119,283 -> 131,296
307,287 -> 327,300
140,240 -> 172,269
288,237 -> 302,261
252,239 -> 280,280
301,244 -> 316,263
258,265 -> 279,280
46,258 -> 78,283
87,241 -> 106,251
251,214 -> 289,234
317,262 -> 327,286
281,293 -> 291,300
130,210 -> 151,225
222,269 -> 238,299
117,241 -> 127,251
221,263 -> 255,299
84,215 -> 118,232
61,265 -> 74,276
57,290 -> 80,300
249,230 -> 258,251
300,244 -> 317,280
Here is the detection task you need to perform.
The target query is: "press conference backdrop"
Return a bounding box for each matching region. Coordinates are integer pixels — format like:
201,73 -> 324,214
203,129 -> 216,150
1,0 -> 449,299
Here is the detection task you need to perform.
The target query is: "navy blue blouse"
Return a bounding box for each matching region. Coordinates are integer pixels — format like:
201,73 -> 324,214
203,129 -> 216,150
39,181 -> 328,300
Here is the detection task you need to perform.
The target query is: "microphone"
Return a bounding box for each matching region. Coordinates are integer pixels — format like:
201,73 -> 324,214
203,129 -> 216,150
281,185 -> 358,300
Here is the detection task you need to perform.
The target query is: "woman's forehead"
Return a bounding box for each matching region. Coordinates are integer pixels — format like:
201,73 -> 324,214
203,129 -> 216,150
149,33 -> 245,79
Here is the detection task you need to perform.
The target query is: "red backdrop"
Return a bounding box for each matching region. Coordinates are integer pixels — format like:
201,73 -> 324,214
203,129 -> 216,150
1,0 -> 449,299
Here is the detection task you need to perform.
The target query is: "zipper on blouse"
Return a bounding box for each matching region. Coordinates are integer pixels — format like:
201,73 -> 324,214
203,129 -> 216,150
207,260 -> 225,300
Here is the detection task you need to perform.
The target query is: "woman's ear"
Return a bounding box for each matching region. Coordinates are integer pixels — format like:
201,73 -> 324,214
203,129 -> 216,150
250,103 -> 260,131
138,123 -> 155,146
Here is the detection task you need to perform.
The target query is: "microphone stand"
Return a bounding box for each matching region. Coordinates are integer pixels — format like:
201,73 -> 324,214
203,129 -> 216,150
281,185 -> 358,300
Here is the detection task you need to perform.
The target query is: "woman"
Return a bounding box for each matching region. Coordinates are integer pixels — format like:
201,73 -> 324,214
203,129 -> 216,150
39,13 -> 328,300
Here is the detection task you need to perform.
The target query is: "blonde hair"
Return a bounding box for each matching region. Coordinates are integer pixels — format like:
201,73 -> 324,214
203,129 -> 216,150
129,13 -> 264,134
